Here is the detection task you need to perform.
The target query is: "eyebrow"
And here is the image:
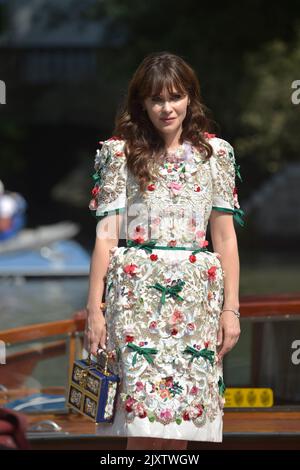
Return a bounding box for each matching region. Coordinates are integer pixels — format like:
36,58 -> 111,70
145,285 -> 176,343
151,91 -> 182,97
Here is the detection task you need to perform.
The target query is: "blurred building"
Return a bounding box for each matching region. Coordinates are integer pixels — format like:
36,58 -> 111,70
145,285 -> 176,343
244,163 -> 300,240
0,0 -> 122,83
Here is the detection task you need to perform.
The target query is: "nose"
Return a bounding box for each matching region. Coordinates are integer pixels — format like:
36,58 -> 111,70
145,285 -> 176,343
162,101 -> 172,112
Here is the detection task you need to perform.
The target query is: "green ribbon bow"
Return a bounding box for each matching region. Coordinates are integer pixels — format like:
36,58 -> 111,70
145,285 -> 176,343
212,206 -> 245,227
126,239 -> 158,253
218,376 -> 226,396
92,171 -> 101,183
183,345 -> 215,366
233,208 -> 245,227
127,342 -> 158,366
108,281 -> 113,292
234,163 -> 243,182
147,279 -> 185,304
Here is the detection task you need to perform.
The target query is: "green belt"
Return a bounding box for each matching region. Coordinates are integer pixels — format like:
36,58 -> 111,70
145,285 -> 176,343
126,239 -> 209,254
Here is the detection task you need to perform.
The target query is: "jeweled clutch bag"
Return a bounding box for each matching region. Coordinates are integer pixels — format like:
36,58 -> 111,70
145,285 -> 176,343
67,350 -> 120,423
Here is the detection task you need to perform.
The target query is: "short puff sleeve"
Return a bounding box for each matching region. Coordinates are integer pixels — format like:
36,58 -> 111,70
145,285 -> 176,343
209,137 -> 244,226
89,137 -> 127,220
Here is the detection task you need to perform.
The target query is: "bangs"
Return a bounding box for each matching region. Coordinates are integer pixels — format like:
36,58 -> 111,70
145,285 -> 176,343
141,69 -> 187,98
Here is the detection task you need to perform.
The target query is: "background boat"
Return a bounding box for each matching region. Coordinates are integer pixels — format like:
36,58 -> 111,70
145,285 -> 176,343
0,221 -> 90,277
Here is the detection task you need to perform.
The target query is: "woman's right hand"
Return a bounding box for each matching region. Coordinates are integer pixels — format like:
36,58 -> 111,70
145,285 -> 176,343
85,306 -> 107,356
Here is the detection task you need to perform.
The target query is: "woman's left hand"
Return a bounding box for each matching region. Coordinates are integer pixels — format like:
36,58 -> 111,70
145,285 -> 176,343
216,310 -> 241,363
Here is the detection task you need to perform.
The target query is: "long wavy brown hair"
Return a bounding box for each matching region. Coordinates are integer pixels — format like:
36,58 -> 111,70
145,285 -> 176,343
113,51 -> 216,192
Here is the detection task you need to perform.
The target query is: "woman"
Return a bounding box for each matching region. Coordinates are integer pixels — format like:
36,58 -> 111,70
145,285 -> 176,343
86,51 -> 243,450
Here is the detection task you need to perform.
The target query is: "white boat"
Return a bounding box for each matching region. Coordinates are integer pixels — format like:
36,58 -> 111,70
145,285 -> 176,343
0,221 -> 90,277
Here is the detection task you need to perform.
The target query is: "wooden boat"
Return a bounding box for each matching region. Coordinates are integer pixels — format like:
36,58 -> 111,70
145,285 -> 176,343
0,294 -> 300,450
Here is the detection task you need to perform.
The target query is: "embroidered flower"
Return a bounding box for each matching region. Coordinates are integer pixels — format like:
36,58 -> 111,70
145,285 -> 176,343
149,321 -> 158,330
123,264 -> 138,276
207,266 -> 217,281
186,322 -> 196,332
135,225 -> 146,234
125,334 -> 134,343
115,151 -> 124,157
195,404 -> 204,417
159,408 -> 174,422
168,240 -> 177,247
196,230 -> 206,239
194,185 -> 201,192
217,149 -> 226,157
203,132 -> 216,139
165,377 -> 174,388
151,217 -> 161,226
170,309 -> 185,324
125,396 -> 136,412
91,185 -> 100,197
160,389 -> 171,399
207,291 -> 214,301
150,254 -> 158,261
189,254 -> 197,263
132,402 -> 147,418
190,385 -> 199,395
147,184 -> 156,191
233,187 -> 240,208
89,198 -> 98,210
184,404 -> 203,419
135,381 -> 144,392
132,236 -> 145,244
167,181 -> 183,195
199,240 -> 209,248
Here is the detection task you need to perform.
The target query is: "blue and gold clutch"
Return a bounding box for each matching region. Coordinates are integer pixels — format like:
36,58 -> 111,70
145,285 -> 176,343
67,350 -> 120,423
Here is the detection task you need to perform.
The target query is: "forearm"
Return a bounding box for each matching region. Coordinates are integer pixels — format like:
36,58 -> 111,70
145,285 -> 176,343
86,242 -> 110,312
86,216 -> 120,315
85,234 -> 118,353
212,231 -> 240,309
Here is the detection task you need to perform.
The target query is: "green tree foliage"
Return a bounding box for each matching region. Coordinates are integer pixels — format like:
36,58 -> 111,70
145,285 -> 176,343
237,29 -> 300,177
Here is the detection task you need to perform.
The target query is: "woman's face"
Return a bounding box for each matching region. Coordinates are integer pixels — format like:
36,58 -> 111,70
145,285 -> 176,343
143,86 -> 190,139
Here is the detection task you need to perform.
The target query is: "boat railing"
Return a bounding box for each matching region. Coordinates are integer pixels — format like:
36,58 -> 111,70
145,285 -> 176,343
0,294 -> 299,404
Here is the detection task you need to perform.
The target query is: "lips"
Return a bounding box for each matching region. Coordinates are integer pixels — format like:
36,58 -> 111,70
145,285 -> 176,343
160,117 -> 176,122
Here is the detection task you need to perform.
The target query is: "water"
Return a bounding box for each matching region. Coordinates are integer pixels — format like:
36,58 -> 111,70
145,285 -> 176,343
0,277 -> 89,330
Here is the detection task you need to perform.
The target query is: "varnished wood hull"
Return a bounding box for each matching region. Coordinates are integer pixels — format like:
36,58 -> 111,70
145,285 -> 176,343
26,410 -> 300,450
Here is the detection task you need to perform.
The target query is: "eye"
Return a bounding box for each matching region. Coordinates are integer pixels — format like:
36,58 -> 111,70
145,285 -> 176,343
151,96 -> 163,103
171,94 -> 183,101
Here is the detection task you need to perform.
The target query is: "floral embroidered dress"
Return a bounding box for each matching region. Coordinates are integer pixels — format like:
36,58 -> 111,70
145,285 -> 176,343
89,133 -> 244,442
